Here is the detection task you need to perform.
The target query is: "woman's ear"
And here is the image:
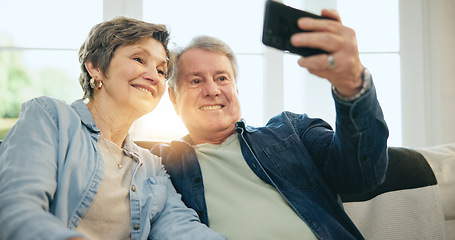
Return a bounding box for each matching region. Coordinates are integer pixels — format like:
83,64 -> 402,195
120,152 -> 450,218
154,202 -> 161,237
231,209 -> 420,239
84,61 -> 101,79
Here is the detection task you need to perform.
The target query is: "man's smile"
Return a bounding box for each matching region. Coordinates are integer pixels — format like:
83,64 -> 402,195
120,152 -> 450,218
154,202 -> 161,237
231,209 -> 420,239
199,105 -> 224,110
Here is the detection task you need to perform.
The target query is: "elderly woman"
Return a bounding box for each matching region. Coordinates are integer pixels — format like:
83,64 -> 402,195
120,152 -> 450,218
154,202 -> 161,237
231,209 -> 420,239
0,17 -> 224,240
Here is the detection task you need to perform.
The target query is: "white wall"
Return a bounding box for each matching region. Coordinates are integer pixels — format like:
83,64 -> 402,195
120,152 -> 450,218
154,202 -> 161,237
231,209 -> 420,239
103,0 -> 142,20
401,0 -> 455,147
436,0 -> 455,145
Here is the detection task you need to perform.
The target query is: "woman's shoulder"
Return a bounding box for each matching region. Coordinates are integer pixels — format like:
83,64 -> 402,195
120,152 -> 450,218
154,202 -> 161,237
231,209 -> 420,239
24,96 -> 71,112
18,96 -> 67,116
20,96 -> 83,127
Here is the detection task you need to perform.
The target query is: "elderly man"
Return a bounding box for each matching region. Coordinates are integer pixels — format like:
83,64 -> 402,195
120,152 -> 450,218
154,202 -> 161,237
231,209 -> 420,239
152,10 -> 388,240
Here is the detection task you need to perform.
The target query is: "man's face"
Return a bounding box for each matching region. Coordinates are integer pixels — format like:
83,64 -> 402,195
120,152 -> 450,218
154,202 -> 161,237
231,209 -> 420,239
169,48 -> 241,143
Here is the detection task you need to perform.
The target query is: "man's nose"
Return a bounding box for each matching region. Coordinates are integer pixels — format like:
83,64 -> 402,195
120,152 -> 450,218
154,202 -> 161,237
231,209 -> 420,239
203,80 -> 221,97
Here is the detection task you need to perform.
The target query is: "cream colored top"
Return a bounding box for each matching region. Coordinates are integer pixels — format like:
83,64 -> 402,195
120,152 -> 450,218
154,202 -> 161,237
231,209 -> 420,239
195,134 -> 317,240
76,138 -> 133,240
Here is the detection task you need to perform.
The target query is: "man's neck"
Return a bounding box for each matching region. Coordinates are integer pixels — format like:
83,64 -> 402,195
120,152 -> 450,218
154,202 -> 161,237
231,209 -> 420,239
190,128 -> 237,145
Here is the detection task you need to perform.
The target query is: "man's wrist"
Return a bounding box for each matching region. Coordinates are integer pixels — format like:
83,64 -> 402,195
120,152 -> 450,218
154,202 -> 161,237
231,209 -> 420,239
332,68 -> 371,102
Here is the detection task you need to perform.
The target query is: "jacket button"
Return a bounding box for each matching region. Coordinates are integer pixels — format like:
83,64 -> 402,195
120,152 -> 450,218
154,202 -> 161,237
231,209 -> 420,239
131,186 -> 136,192
133,224 -> 140,230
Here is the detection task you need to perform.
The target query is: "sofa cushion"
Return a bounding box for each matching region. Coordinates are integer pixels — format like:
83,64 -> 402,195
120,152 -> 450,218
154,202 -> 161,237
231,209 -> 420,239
343,186 -> 447,239
416,143 -> 455,240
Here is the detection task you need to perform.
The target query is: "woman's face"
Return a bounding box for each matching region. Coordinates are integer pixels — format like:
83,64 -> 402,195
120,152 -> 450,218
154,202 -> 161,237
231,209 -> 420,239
96,38 -> 167,117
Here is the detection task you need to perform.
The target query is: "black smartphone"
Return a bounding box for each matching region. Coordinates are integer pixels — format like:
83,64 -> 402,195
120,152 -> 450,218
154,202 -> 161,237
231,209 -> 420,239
262,0 -> 331,57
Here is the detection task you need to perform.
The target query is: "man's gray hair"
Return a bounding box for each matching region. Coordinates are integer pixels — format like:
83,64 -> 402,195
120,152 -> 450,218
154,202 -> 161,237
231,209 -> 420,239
167,35 -> 238,90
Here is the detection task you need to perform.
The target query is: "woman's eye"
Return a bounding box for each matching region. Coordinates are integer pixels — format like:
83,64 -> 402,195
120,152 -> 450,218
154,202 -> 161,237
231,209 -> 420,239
133,57 -> 143,64
219,76 -> 226,81
191,79 -> 200,84
157,68 -> 165,76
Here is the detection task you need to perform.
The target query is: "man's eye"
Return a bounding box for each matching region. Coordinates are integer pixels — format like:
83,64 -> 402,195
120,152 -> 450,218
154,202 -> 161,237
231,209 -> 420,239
191,79 -> 200,84
133,57 -> 143,63
219,76 -> 226,81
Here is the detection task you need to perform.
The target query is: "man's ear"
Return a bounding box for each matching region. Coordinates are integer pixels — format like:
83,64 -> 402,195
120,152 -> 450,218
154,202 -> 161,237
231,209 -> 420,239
234,80 -> 240,95
84,61 -> 102,79
168,87 -> 180,115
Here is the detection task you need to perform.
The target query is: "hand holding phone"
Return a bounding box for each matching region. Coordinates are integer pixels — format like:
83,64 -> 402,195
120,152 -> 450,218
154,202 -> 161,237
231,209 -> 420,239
262,0 -> 332,57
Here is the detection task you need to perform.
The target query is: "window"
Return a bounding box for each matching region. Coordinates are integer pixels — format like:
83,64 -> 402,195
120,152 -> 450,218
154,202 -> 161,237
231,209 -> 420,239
337,0 -> 401,146
281,0 -> 400,146
0,0 -> 102,138
1,0 -> 402,146
137,0 -> 401,144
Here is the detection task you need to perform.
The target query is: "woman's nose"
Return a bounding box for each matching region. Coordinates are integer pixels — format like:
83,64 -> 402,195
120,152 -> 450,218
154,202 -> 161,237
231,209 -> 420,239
143,68 -> 163,84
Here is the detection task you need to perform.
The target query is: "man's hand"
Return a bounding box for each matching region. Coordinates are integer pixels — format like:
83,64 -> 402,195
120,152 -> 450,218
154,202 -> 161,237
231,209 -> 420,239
290,9 -> 364,98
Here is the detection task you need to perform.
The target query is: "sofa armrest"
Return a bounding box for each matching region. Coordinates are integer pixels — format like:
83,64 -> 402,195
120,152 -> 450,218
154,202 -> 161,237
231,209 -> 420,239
341,147 -> 436,202
342,147 -> 448,239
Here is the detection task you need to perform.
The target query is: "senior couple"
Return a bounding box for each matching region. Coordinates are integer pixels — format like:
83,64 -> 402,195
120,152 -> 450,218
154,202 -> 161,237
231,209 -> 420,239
0,8 -> 388,240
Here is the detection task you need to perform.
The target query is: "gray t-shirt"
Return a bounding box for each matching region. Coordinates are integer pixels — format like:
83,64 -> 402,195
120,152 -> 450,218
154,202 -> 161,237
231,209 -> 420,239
195,133 -> 317,240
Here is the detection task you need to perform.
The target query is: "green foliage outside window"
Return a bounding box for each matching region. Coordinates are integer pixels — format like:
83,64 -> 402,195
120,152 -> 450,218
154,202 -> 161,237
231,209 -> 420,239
0,51 -> 32,118
0,33 -> 82,139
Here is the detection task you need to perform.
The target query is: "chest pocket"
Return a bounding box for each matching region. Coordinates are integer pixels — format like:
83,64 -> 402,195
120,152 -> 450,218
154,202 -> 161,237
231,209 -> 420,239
146,176 -> 168,220
263,134 -> 318,188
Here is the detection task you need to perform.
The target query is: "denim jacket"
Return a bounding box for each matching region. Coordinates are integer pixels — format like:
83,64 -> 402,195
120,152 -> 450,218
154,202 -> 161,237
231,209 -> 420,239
152,81 -> 389,239
0,96 -> 224,240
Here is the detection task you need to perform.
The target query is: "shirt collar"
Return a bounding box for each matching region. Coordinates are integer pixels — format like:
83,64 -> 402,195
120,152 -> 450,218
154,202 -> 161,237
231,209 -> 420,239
70,99 -> 100,134
172,118 -> 257,147
122,134 -> 142,164
235,118 -> 258,133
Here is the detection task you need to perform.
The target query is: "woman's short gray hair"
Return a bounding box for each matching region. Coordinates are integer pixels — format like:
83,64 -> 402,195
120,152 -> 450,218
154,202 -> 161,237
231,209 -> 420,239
78,16 -> 171,100
167,35 -> 238,90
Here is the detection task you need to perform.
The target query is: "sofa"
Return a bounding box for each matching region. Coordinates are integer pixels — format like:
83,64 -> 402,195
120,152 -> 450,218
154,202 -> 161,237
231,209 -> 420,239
0,140 -> 453,239
419,144 -> 455,239
341,144 -> 454,239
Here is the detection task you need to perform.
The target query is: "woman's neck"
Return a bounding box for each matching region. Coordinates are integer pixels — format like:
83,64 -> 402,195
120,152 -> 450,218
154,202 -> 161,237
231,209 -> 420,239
86,99 -> 134,148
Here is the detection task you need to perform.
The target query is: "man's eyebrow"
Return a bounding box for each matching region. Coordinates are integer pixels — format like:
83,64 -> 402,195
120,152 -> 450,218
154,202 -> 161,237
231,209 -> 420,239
185,72 -> 202,77
215,71 -> 230,75
183,71 -> 232,78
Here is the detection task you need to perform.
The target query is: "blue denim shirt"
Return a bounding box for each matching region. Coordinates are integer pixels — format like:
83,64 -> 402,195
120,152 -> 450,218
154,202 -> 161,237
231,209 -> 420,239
0,96 -> 225,240
152,81 -> 389,240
